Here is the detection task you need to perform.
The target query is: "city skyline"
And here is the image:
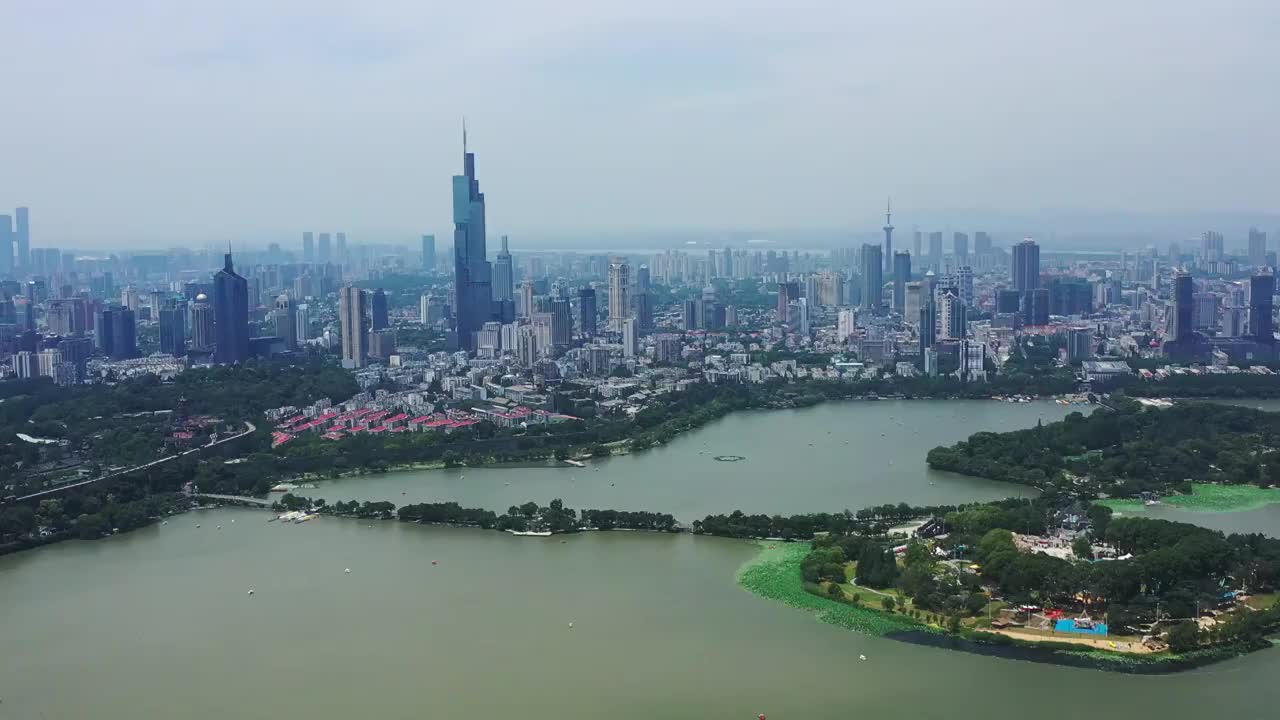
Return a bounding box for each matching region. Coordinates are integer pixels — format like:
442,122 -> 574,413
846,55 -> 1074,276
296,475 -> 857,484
2,3 -> 1279,248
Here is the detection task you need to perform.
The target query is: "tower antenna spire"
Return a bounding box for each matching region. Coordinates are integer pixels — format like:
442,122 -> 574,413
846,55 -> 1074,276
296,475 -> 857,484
886,197 -> 893,225
462,117 -> 468,155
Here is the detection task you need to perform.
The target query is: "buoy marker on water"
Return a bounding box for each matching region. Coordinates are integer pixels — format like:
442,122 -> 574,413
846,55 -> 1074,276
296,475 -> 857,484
345,568 -> 351,574
247,589 -> 255,595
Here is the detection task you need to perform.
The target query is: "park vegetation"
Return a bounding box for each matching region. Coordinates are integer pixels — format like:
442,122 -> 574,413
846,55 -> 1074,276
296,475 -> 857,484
790,495 -> 1280,655
927,399 -> 1280,498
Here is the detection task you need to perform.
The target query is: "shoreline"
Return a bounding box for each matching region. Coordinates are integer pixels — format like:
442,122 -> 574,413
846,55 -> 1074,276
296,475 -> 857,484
1099,483 -> 1280,515
733,540 -> 1270,673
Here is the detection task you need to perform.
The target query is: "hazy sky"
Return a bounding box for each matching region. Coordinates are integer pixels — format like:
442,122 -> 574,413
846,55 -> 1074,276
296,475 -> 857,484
2,1 -> 1277,249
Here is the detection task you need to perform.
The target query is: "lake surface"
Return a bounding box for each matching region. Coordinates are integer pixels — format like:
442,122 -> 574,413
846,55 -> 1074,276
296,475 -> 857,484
312,400 -> 1076,519
3,398 -> 1280,720
3,508 -> 1279,720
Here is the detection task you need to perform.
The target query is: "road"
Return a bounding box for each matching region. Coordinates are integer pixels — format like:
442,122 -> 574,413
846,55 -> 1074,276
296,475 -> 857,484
195,494 -> 273,507
12,421 -> 257,502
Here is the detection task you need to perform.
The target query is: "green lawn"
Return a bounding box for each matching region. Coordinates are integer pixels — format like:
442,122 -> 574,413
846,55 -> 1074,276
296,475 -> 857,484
736,542 -> 921,636
1100,483 -> 1280,514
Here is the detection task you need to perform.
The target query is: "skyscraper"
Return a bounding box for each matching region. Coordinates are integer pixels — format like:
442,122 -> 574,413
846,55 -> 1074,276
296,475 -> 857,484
15,207 -> 29,271
893,251 -> 911,314
159,303 -> 188,356
493,235 -> 514,302
111,308 -> 138,360
551,297 -> 573,348
622,318 -> 639,357
882,199 -> 894,273
339,285 -> 368,369
939,290 -> 966,340
1249,228 -> 1268,268
928,232 -> 944,272
295,303 -> 311,343
1013,238 -> 1040,291
607,256 -> 630,332
860,244 -> 884,314
777,281 -> 800,318
0,214 -> 12,275
913,230 -> 923,260
452,127 -> 494,350
370,288 -> 389,331
974,231 -> 992,256
1200,231 -> 1224,263
303,232 -> 315,262
94,306 -> 117,356
581,285 -> 599,335
1172,271 -> 1194,342
275,294 -> 298,351
1250,272 -> 1275,344
335,232 -> 347,261
213,252 -> 249,364
190,294 -> 215,352
421,234 -> 436,271
953,232 -> 969,264
318,233 -> 332,263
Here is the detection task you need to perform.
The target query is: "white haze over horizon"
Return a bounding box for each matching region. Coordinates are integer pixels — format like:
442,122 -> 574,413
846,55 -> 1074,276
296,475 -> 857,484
1,0 -> 1277,251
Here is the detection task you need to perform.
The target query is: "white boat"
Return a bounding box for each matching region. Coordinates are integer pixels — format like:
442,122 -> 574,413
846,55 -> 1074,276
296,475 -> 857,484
505,529 -> 554,537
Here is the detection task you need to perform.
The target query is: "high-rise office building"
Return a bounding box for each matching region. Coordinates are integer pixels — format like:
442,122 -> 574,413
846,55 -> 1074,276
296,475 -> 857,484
422,234 -> 436,271
892,251 -> 911,314
636,265 -> 651,294
302,232 -> 314,263
213,252 -> 249,364
1249,228 -> 1268,268
777,281 -> 799,318
1201,231 -> 1224,263
190,294 -> 215,352
551,297 -> 573,348
860,244 -> 884,314
318,233 -> 332,263
1023,288 -> 1050,327
1250,272 -> 1275,343
577,288 -> 597,337
939,290 -> 966,340
974,231 -> 992,256
493,235 -> 514,302
111,308 -> 138,360
370,288 -> 389,331
953,232 -> 969,264
928,232 -> 944,271
295,303 -> 311,343
633,292 -> 654,330
275,294 -> 298,351
159,303 -> 188,356
1013,238 -> 1040,291
622,318 -> 639,357
15,207 -> 29,271
607,256 -> 630,332
452,129 -> 494,350
0,214 -> 12,274
1171,272 -> 1194,342
12,351 -> 35,379
335,232 -> 347,261
339,286 -> 368,368
882,199 -> 894,273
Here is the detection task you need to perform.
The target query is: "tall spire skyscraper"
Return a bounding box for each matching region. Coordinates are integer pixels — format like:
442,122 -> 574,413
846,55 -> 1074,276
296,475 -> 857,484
212,252 -> 249,364
452,123 -> 493,350
882,199 -> 894,273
